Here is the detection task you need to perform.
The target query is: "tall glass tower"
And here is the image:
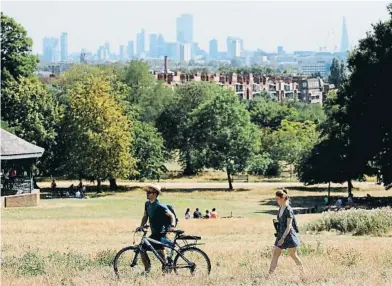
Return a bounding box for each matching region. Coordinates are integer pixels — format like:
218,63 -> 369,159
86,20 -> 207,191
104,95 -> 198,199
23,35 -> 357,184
176,14 -> 193,44
340,17 -> 349,52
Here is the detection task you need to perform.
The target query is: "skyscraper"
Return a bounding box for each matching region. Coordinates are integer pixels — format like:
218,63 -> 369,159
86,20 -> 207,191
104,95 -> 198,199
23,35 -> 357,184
149,33 -> 158,58
119,45 -> 125,61
228,40 -> 241,58
137,29 -> 145,57
60,32 -> 68,62
166,43 -> 179,61
43,37 -> 59,63
176,14 -> 193,44
127,41 -> 134,59
226,36 -> 243,58
157,34 -> 166,58
209,39 -> 218,59
104,41 -> 111,59
180,43 -> 191,62
97,46 -> 104,61
340,17 -> 349,52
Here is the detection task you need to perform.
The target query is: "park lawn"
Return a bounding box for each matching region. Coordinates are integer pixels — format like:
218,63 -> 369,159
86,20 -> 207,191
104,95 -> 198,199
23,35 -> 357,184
2,185 -> 392,285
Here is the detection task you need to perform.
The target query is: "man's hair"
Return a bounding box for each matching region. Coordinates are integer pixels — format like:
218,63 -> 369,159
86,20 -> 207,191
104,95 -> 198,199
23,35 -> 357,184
212,208 -> 216,211
196,208 -> 199,211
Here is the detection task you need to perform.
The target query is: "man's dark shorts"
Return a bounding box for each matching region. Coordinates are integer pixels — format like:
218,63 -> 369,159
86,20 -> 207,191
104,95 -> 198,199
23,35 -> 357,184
142,233 -> 167,251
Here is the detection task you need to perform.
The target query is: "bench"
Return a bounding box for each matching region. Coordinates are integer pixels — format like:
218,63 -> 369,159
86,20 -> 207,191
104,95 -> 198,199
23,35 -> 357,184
232,174 -> 249,182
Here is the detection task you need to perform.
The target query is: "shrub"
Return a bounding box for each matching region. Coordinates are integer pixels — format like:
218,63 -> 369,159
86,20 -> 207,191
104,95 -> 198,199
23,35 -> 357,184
306,207 -> 392,236
93,249 -> 117,266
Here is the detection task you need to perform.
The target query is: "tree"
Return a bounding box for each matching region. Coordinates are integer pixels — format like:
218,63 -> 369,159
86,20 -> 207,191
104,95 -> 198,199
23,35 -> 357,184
130,121 -> 167,180
1,13 -> 38,85
1,76 -> 61,174
328,58 -> 345,88
298,90 -> 367,195
156,82 -> 217,175
287,101 -> 326,124
339,5 -> 392,189
247,98 -> 296,130
247,153 -> 273,176
262,120 -> 319,177
61,75 -> 136,185
301,5 -> 392,191
189,88 -> 259,190
121,60 -> 173,123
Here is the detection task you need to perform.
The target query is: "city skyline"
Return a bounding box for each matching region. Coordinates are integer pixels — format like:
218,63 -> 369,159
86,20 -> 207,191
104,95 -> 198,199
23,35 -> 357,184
2,1 -> 390,55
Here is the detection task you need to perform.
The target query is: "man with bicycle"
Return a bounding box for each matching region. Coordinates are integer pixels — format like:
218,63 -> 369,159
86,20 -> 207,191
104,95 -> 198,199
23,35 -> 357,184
137,184 -> 176,272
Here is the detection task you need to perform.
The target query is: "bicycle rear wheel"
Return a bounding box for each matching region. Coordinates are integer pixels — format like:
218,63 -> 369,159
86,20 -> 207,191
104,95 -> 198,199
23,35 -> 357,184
173,246 -> 211,277
113,246 -> 150,279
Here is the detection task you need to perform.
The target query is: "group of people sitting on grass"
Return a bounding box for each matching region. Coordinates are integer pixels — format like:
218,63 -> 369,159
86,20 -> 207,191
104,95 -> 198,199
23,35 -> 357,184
184,208 -> 218,219
50,179 -> 87,199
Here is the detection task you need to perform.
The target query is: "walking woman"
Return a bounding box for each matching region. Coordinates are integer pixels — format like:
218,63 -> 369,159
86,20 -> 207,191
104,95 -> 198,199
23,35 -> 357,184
268,189 -> 304,275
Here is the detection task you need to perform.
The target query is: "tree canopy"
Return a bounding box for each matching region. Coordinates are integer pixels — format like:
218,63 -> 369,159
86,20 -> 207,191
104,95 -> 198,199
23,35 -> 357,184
1,13 -> 38,84
189,88 -> 260,190
60,75 -> 136,180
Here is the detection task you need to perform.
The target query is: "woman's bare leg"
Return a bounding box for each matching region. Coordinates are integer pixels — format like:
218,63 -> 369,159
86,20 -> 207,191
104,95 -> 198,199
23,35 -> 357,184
288,247 -> 304,274
268,246 -> 282,274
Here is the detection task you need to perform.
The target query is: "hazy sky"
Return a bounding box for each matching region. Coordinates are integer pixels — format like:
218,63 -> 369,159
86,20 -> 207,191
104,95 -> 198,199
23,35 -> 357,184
2,0 -> 390,54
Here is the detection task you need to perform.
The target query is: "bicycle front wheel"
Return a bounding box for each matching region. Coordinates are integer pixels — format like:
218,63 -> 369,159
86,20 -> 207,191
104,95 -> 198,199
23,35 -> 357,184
173,246 -> 211,277
113,246 -> 150,279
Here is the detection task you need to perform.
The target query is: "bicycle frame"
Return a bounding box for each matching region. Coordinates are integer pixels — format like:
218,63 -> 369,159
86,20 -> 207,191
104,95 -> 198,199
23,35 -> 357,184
132,231 -> 196,270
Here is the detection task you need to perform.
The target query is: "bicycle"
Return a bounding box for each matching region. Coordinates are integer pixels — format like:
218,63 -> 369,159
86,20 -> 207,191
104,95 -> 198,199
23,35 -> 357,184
113,225 -> 211,279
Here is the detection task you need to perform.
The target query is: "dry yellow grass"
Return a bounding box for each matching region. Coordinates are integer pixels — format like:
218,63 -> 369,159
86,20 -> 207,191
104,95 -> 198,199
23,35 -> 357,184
2,183 -> 392,285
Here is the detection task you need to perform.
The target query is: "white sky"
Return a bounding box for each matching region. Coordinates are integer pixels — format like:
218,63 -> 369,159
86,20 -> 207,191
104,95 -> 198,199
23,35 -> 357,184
2,0 -> 390,54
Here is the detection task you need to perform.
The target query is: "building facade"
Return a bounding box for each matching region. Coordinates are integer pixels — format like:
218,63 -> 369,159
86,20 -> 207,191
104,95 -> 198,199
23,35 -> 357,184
60,32 -> 68,62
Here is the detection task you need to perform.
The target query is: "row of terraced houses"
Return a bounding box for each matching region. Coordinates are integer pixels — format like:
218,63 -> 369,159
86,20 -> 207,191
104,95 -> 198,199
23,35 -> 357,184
151,69 -> 335,105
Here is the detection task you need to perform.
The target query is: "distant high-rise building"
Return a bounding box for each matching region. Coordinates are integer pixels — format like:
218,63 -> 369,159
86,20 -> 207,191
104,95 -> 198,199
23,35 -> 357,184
228,39 -> 241,59
176,14 -> 193,44
119,45 -> 125,61
166,42 -> 179,61
180,43 -> 191,62
127,41 -> 134,59
277,46 -> 284,55
43,37 -> 59,62
209,39 -> 218,59
149,33 -> 158,58
137,29 -> 145,57
157,34 -> 166,58
191,42 -> 202,58
226,36 -> 243,58
80,52 -> 87,64
97,46 -> 104,61
60,32 -> 68,62
340,17 -> 349,52
104,41 -> 111,59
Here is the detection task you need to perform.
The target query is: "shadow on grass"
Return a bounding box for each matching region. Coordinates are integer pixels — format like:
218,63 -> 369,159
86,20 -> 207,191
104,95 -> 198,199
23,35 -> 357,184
39,185 -> 141,199
254,210 -> 279,215
259,195 -> 329,207
284,186 -> 350,193
39,186 -> 250,198
256,195 -> 392,215
161,188 -> 250,193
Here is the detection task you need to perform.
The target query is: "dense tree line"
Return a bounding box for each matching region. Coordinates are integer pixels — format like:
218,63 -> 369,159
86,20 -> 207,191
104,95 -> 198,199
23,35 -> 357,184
3,5 -> 391,191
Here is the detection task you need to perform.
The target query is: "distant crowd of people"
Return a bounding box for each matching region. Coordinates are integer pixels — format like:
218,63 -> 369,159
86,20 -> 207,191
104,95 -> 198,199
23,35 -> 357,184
184,208 -> 218,219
